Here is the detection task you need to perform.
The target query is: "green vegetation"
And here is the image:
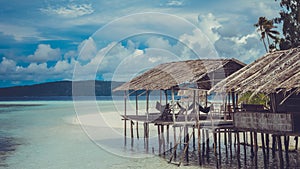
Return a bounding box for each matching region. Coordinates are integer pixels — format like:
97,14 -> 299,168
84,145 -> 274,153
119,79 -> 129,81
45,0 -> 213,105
238,92 -> 269,106
255,0 -> 300,51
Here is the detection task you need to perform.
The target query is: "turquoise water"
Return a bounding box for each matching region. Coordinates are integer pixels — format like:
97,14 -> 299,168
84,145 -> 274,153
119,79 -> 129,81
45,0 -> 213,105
2,101 -> 300,169
0,101 -> 201,169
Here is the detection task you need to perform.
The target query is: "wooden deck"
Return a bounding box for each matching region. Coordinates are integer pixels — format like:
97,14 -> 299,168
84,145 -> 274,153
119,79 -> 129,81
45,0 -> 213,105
121,114 -> 233,129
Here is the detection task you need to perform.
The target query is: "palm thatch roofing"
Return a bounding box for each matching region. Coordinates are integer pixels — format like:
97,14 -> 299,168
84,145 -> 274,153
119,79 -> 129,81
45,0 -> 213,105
210,47 -> 300,94
114,58 -> 245,91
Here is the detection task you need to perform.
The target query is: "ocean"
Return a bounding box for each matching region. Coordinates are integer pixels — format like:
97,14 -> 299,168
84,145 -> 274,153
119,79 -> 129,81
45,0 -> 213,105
0,99 -> 202,169
1,99 -> 300,169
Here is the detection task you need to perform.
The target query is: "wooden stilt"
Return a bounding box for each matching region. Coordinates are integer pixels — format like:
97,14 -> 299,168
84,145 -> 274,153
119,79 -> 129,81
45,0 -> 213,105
243,131 -> 247,166
135,92 -> 139,139
130,120 -> 134,139
250,131 -> 254,158
185,126 -> 189,163
295,136 -> 298,150
213,130 -> 217,156
173,126 -> 177,159
229,129 -> 232,159
206,129 -> 210,155
266,134 -> 269,155
162,125 -> 166,157
178,132 -> 193,167
218,129 -> 221,161
124,91 -> 127,146
158,125 -> 161,155
261,132 -> 267,168
179,127 -> 182,150
272,135 -> 277,158
198,126 -> 202,165
130,120 -> 134,147
278,135 -> 284,168
236,131 -> 241,168
224,129 -> 228,158
193,127 -> 196,151
284,136 -> 290,168
167,125 -> 170,149
202,129 -> 205,160
254,132 -> 258,167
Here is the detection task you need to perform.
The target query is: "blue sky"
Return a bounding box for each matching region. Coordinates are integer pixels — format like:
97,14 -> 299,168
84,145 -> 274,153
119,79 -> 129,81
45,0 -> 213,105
0,0 -> 281,87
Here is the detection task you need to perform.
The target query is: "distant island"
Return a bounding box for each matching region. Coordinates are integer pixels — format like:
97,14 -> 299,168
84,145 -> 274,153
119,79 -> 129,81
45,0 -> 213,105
0,80 -> 124,97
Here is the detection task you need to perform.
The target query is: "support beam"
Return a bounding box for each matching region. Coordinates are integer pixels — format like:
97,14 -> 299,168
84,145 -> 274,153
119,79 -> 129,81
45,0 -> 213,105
135,92 -> 139,139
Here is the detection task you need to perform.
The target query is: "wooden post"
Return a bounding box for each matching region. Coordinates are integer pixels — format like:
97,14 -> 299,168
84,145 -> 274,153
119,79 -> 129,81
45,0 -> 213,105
254,132 -> 258,167
295,136 -> 298,150
231,91 -> 236,122
130,120 -> 134,139
167,125 -> 170,149
237,131 -> 241,168
224,129 -> 228,158
284,136 -> 290,167
213,130 -> 217,156
165,90 -> 168,105
171,88 -> 176,123
218,129 -> 221,160
202,129 -> 205,160
206,129 -> 210,157
146,90 -> 149,152
173,126 -> 177,159
185,126 -> 189,163
193,127 -> 196,151
124,90 -> 127,145
250,131 -> 254,158
243,131 -> 247,165
146,90 -> 149,121
198,126 -> 202,165
229,129 -> 232,159
272,135 -> 277,158
278,135 -> 284,168
179,126 -> 182,150
158,125 -> 161,155
266,133 -> 269,155
261,133 -> 267,168
135,92 -> 139,139
162,125 -> 166,157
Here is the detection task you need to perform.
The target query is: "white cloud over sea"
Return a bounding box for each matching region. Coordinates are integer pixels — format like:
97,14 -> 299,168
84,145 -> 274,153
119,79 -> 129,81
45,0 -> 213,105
0,0 -> 282,87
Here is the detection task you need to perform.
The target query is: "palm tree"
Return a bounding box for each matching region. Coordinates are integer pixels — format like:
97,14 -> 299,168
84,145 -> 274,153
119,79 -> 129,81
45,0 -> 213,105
254,17 -> 280,52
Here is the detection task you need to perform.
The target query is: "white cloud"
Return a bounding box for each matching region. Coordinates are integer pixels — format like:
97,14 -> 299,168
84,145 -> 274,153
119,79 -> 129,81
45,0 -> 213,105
179,29 -> 218,58
166,0 -> 184,7
78,37 -> 97,62
41,4 -> 94,18
0,57 -> 17,73
227,32 -> 258,45
197,13 -> 222,43
28,44 -> 61,63
0,24 -> 40,41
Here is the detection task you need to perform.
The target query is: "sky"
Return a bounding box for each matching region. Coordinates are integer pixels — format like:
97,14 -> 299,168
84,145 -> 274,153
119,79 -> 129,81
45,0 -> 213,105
0,0 -> 282,87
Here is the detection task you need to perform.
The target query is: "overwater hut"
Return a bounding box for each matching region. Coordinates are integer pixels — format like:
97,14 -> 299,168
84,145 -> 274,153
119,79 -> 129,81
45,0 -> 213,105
114,58 -> 245,121
210,47 -> 300,134
114,58 -> 245,141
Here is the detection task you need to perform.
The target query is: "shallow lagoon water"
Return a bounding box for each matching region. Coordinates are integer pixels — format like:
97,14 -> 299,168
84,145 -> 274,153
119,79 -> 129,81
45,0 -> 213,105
0,101 -> 202,169
1,100 -> 300,169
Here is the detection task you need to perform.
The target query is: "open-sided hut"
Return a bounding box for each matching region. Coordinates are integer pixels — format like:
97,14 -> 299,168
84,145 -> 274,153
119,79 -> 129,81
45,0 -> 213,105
114,58 -> 246,161
210,47 -> 300,134
114,58 -> 245,123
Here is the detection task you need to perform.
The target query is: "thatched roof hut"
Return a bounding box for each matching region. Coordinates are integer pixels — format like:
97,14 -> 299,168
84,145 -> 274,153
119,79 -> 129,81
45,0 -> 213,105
114,58 -> 245,91
210,47 -> 300,95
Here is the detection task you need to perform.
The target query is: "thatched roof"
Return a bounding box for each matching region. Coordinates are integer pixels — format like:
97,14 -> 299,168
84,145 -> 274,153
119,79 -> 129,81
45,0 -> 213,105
210,47 -> 300,94
114,58 -> 245,91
